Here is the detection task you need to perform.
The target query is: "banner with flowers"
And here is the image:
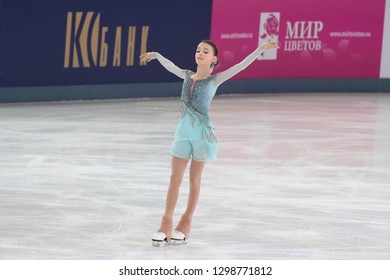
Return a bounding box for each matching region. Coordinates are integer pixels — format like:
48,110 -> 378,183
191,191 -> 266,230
211,0 -> 386,79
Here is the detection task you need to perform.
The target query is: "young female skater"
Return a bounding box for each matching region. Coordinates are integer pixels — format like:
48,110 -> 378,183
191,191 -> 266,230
140,39 -> 278,245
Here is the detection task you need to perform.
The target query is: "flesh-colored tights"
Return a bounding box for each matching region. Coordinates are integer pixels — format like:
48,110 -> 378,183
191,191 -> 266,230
158,156 -> 206,240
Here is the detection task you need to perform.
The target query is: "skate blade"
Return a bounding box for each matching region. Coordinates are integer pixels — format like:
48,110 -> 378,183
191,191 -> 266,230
170,238 -> 187,246
152,239 -> 170,247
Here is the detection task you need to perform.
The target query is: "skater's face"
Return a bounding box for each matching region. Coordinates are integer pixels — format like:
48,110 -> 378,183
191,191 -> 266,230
195,42 -> 217,68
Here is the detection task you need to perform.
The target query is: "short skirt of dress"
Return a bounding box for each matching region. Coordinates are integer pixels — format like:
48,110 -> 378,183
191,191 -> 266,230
170,113 -> 217,162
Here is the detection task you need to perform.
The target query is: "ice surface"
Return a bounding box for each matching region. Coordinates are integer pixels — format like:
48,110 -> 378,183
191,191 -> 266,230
0,93 -> 389,259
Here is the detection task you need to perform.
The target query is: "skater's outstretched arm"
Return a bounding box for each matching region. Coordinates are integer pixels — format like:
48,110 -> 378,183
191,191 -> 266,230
140,52 -> 185,79
214,41 -> 278,86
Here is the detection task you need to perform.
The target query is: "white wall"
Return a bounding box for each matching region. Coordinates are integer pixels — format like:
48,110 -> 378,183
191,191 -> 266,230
381,0 -> 390,78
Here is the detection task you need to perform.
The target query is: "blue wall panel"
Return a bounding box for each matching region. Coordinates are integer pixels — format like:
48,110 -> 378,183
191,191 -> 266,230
1,0 -> 212,87
0,0 -> 5,87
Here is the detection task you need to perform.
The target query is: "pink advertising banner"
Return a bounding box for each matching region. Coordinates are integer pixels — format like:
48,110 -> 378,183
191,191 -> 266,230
211,0 -> 386,79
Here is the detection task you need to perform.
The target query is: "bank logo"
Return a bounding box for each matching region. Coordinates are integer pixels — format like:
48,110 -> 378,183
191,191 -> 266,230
64,12 -> 149,68
258,12 -> 280,60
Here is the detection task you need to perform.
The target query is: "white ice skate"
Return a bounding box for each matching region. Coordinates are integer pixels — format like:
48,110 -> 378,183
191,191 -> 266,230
151,232 -> 170,247
170,215 -> 191,245
152,215 -> 173,247
170,230 -> 187,245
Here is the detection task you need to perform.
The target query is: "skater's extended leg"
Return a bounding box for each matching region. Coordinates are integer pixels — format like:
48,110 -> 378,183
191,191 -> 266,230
174,159 -> 206,240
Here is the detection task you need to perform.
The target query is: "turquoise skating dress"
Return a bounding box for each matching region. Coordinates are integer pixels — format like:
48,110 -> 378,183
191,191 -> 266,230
152,45 -> 265,162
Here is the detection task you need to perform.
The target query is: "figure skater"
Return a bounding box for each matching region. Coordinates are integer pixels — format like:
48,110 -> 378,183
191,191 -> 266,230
140,39 -> 278,246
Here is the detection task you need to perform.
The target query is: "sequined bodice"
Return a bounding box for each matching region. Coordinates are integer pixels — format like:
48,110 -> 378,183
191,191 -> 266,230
180,71 -> 217,117
152,46 -> 265,144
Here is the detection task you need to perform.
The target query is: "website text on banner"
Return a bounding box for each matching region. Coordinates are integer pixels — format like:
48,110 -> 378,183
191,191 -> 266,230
211,0 -> 386,79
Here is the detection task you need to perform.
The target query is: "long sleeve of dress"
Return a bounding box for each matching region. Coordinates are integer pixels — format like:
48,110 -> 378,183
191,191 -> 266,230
214,45 -> 265,87
152,52 -> 186,79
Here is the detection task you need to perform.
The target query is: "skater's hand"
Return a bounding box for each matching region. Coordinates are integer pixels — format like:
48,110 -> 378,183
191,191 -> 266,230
140,52 -> 154,63
261,41 -> 279,50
